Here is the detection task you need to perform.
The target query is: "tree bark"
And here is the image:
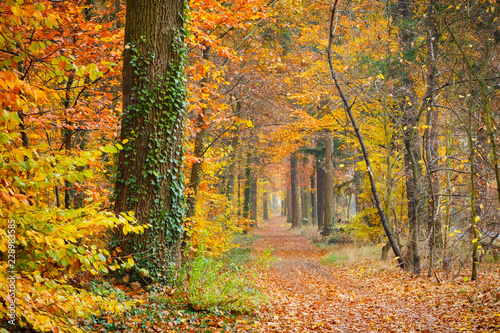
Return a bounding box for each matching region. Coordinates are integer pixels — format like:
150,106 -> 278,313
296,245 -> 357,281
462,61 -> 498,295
226,125 -> 240,202
291,153 -> 301,228
323,135 -> 335,235
396,0 -> 422,273
423,2 -> 442,277
237,174 -> 242,216
115,0 -> 187,268
286,188 -> 292,223
63,73 -> 75,209
316,160 -> 325,230
281,192 -> 286,216
304,186 -> 312,224
244,153 -> 252,219
311,171 -> 317,225
185,46 -> 210,220
263,188 -> 269,220
250,170 -> 258,226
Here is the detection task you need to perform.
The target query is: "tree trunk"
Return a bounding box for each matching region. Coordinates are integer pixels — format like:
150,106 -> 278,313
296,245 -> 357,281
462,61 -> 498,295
263,189 -> 269,220
286,188 -> 292,223
114,0 -> 187,269
291,153 -> 301,228
403,134 -> 422,274
316,160 -> 325,230
327,4 -> 405,268
244,153 -> 252,219
63,74 -> 75,209
238,174 -> 242,216
250,170 -> 258,226
186,47 -> 210,219
281,192 -> 286,216
423,2 -> 442,277
468,94 -> 479,281
226,126 -> 240,202
300,187 -> 306,223
397,0 -> 422,273
304,186 -> 312,225
323,135 -> 335,235
311,171 -> 317,225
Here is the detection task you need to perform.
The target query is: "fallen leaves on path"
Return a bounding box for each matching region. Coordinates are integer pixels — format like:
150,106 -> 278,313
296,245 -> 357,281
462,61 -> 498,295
79,216 -> 499,333
250,216 -> 500,333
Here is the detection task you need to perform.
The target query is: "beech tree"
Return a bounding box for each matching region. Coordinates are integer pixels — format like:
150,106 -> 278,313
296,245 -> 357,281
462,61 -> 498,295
114,0 -> 188,270
291,153 -> 301,228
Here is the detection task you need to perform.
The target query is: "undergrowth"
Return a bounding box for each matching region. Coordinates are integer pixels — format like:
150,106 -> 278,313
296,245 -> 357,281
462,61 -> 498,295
76,233 -> 270,332
183,248 -> 266,313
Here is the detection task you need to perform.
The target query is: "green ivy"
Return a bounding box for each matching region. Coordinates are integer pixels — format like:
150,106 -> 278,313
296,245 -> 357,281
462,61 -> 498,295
114,9 -> 190,277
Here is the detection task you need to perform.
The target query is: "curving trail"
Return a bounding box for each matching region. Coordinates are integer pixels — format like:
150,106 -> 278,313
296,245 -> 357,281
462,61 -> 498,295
249,216 -> 500,333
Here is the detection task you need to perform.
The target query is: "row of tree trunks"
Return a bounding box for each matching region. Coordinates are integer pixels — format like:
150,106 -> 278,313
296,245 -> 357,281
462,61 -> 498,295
286,134 -> 337,234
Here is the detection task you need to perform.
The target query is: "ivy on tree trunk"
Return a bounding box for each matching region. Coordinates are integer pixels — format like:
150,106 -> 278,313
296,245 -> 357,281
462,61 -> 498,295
114,0 -> 188,272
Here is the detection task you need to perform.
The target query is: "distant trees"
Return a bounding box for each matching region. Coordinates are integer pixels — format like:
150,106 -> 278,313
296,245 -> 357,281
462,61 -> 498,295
263,0 -> 500,280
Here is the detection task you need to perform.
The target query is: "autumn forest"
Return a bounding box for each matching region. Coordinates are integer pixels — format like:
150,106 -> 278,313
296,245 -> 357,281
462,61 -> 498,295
1,0 -> 500,332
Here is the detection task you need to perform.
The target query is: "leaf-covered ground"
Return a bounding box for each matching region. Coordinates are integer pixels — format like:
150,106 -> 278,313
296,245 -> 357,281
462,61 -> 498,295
75,216 -> 500,333
249,216 -> 500,333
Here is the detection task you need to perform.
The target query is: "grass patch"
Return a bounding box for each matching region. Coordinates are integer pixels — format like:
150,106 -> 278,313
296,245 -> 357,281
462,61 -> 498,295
179,233 -> 268,313
232,233 -> 261,248
184,251 -> 266,313
319,243 -> 396,273
321,253 -> 348,266
299,225 -> 323,243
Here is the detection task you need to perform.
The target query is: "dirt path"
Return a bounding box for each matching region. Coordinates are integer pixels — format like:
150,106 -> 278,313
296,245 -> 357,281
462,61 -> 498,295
250,216 -> 500,333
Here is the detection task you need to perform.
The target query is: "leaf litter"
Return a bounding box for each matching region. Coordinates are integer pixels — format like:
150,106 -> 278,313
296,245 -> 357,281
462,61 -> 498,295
249,216 -> 500,333
81,216 -> 499,333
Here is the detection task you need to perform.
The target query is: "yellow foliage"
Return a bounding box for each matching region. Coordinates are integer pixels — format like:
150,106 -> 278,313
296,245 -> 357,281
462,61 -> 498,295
186,188 -> 249,257
0,91 -> 146,331
347,207 -> 385,244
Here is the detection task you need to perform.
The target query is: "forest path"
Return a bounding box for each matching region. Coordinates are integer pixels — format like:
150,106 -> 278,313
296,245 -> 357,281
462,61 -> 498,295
249,216 -> 494,333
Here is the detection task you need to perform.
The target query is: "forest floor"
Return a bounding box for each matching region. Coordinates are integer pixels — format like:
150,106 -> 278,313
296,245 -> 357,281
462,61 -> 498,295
81,216 -> 500,333
248,216 -> 500,333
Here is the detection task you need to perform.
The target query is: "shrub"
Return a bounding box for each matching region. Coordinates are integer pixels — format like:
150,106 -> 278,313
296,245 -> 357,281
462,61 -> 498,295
184,243 -> 266,313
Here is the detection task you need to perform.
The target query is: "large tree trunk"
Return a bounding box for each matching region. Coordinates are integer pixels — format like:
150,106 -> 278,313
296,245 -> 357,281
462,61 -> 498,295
114,0 -> 187,268
291,153 -> 301,228
323,135 -> 335,235
403,123 -> 422,275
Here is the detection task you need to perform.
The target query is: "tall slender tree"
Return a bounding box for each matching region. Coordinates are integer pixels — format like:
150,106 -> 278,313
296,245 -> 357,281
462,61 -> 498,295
291,153 -> 301,228
323,135 -> 335,235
